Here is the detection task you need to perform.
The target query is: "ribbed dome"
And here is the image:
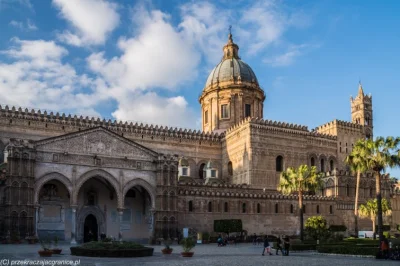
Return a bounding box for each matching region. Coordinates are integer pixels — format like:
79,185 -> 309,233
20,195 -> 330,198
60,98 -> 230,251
205,58 -> 258,89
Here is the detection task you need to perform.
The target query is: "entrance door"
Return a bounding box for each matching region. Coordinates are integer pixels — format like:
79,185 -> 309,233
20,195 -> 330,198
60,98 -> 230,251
83,214 -> 98,242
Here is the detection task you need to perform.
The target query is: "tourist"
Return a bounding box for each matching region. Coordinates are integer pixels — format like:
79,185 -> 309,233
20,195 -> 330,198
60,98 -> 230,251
253,233 -> 257,245
262,235 -> 273,256
381,236 -> 389,259
276,235 -> 283,255
283,236 -> 290,256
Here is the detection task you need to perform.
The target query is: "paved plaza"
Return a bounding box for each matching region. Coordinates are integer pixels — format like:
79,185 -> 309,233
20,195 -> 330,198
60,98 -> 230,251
0,243 -> 397,266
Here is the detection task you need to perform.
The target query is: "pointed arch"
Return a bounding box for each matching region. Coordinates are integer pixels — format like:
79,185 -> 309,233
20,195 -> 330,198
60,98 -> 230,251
123,178 -> 156,209
34,172 -> 73,204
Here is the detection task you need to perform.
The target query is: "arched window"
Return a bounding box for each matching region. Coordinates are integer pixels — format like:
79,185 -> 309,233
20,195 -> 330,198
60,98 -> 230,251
162,191 -> 168,210
276,156 -> 283,172
311,157 -> 315,167
242,203 -> 246,213
330,160 -> 334,171
163,166 -> 168,186
290,204 -> 294,214
257,203 -> 261,214
370,188 -> 373,197
188,201 -> 193,212
199,163 -> 205,179
275,203 -> 279,214
346,184 -> 350,197
317,205 -> 320,214
208,202 -> 212,212
329,205 -> 333,214
228,161 -> 233,176
11,181 -> 19,204
303,204 -> 306,214
170,166 -> 176,186
11,211 -> 18,232
320,159 -> 325,172
20,182 -> 28,204
224,202 -> 229,212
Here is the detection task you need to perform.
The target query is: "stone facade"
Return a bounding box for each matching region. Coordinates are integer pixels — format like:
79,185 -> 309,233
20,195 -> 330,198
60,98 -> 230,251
0,34 -> 399,243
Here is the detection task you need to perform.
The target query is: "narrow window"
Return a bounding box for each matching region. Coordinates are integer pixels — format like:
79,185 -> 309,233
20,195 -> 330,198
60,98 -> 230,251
303,204 -> 306,214
242,203 -> 246,213
311,157 -> 315,167
228,161 -> 233,176
370,188 -> 373,197
330,160 -> 334,171
224,202 -> 229,212
189,201 -> 193,212
208,202 -> 212,212
321,159 -> 325,172
329,205 -> 333,214
244,104 -> 251,117
317,205 -> 320,214
290,204 -> 294,214
276,156 -> 283,172
221,104 -> 229,119
199,163 -> 205,179
257,203 -> 261,214
204,110 -> 209,124
346,184 -> 350,197
275,203 -> 279,214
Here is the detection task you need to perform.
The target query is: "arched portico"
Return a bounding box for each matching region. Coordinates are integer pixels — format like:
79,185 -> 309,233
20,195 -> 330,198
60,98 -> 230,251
76,205 -> 106,243
34,172 -> 73,205
123,178 -> 156,209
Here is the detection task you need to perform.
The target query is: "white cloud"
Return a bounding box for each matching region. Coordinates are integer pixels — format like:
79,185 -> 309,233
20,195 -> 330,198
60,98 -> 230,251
53,0 -> 120,46
0,39 -> 103,115
9,19 -> 37,31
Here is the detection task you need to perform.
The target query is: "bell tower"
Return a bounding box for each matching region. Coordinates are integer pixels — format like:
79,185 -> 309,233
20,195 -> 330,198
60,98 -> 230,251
350,82 -> 373,139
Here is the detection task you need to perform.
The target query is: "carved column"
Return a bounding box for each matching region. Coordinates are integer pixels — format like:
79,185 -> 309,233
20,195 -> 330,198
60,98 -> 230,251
117,208 -> 124,242
148,208 -> 156,244
70,205 -> 77,244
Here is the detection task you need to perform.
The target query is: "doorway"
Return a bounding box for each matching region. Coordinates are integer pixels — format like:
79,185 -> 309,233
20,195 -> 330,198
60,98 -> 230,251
83,214 -> 98,242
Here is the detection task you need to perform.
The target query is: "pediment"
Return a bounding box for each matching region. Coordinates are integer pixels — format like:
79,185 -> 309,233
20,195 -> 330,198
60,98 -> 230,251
35,127 -> 157,160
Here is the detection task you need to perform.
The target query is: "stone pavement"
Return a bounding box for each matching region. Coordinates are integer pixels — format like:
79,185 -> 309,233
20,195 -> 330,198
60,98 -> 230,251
0,243 -> 397,266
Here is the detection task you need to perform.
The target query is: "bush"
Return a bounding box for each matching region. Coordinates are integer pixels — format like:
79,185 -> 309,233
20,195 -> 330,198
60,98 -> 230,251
375,225 -> 391,232
214,219 -> 242,235
80,241 -> 144,250
305,216 -> 329,240
317,245 -> 378,256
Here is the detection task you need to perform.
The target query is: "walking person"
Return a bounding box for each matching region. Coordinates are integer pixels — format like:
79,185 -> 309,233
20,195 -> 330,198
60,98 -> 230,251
283,236 -> 290,256
262,235 -> 273,256
253,233 -> 257,245
276,235 -> 283,255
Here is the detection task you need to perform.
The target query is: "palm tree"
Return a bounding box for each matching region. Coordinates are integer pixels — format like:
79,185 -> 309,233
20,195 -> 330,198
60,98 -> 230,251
345,140 -> 368,238
278,165 -> 323,241
358,198 -> 391,238
362,136 -> 400,241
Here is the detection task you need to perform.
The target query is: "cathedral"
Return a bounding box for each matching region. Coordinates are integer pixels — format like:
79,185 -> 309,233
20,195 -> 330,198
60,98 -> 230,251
0,33 -> 398,244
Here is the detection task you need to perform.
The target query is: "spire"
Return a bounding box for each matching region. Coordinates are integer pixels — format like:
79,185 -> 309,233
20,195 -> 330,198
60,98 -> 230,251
358,81 -> 364,97
223,25 -> 239,60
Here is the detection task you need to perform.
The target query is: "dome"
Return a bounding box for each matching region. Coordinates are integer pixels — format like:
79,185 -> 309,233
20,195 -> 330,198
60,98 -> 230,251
205,58 -> 258,89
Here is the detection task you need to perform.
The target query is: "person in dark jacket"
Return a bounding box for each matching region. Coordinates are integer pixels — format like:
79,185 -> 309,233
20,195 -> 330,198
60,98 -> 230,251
276,236 -> 283,255
262,236 -> 273,256
283,236 -> 290,256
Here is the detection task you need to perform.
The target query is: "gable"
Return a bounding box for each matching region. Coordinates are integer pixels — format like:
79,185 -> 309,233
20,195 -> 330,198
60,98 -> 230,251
35,127 -> 157,161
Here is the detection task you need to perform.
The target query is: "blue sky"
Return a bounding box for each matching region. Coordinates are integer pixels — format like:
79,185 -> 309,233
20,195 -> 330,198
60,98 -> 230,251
0,0 -> 399,176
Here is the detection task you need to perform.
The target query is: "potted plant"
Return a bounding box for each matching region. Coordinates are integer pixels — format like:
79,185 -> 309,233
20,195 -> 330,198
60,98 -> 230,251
202,232 -> 210,244
38,239 -> 53,257
161,239 -> 173,254
181,237 -> 196,257
52,236 -> 62,254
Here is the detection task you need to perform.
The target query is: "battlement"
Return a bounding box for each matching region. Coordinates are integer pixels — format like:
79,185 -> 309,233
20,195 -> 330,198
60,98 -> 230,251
0,105 -> 224,142
226,117 -> 336,140
315,119 -> 364,132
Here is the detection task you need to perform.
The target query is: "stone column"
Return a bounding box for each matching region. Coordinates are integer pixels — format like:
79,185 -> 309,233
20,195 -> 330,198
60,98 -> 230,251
34,205 -> 39,237
70,205 -> 77,244
117,208 -> 124,242
148,208 -> 156,244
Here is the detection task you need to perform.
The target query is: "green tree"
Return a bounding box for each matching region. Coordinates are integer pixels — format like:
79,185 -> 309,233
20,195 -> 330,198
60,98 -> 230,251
278,165 -> 323,241
362,136 -> 400,241
345,140 -> 368,237
358,198 -> 392,239
305,215 -> 328,240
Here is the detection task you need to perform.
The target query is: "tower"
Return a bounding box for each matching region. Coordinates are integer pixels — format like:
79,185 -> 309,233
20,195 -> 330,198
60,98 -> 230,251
350,82 -> 373,138
199,32 -> 265,133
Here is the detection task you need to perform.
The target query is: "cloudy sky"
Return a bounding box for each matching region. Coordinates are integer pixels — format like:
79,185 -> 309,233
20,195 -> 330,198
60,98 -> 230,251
0,0 -> 399,175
